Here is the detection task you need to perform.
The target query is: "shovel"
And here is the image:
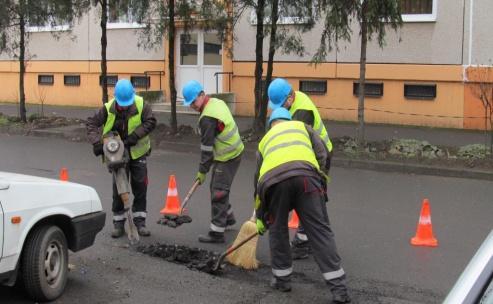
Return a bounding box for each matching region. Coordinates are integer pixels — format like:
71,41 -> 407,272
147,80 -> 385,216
209,231 -> 259,273
180,180 -> 201,215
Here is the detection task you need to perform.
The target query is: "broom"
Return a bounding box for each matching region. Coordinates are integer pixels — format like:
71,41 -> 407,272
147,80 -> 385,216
226,211 -> 259,269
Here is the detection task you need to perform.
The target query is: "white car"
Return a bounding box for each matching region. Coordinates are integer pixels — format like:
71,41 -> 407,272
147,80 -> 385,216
0,172 -> 105,302
444,229 -> 493,303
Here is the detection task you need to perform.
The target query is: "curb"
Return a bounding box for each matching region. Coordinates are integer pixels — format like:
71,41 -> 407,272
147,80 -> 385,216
17,127 -> 493,182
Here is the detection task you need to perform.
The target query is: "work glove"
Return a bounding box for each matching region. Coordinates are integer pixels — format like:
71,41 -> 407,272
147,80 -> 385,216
93,143 -> 104,156
196,172 -> 206,185
256,218 -> 266,235
124,133 -> 139,147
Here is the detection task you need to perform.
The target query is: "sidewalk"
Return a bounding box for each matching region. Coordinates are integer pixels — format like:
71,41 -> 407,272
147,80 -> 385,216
0,102 -> 487,147
2,102 -> 491,181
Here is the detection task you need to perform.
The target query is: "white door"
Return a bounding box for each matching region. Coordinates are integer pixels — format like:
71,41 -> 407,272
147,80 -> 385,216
176,31 -> 223,100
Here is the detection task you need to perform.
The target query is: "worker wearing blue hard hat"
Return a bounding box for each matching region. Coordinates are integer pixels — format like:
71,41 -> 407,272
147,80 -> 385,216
253,107 -> 351,304
87,79 -> 156,238
268,77 -> 334,260
182,80 -> 244,243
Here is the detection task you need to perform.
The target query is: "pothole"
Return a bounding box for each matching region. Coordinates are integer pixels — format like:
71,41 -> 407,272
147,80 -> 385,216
137,243 -> 221,274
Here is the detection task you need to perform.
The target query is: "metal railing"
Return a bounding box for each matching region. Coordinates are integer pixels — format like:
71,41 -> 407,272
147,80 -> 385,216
144,71 -> 165,91
214,72 -> 233,93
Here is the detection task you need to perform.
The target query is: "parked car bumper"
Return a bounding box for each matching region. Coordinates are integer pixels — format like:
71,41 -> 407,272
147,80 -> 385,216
69,212 -> 106,252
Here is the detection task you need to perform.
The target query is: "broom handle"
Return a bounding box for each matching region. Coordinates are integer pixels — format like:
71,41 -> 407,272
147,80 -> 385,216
224,231 -> 259,256
180,180 -> 200,215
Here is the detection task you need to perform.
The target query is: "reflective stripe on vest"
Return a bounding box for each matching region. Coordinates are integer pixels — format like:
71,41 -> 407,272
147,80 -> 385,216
258,121 -> 319,182
289,91 -> 333,152
200,98 -> 244,162
103,96 -> 151,160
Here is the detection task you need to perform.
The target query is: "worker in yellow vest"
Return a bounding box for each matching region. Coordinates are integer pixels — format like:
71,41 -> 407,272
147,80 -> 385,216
268,77 -> 333,259
254,108 -> 350,304
182,80 -> 244,243
87,79 -> 156,238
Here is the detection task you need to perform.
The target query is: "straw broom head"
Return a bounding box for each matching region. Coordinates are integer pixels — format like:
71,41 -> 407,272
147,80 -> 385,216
226,218 -> 259,270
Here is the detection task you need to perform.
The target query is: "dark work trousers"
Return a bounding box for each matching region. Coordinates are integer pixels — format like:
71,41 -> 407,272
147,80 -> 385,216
296,158 -> 330,242
112,156 -> 148,227
209,154 -> 242,233
266,175 -> 347,294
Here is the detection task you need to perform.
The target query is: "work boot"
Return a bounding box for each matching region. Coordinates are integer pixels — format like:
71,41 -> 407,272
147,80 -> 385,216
111,221 -> 125,238
137,225 -> 151,237
291,234 -> 312,260
198,231 -> 225,243
328,278 -> 351,304
270,276 -> 292,292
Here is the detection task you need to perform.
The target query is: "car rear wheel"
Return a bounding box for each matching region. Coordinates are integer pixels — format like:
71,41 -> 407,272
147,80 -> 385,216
22,225 -> 68,301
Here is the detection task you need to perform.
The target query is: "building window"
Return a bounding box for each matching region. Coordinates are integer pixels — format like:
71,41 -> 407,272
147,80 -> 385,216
250,0 -> 315,25
299,80 -> 327,95
38,75 -> 54,85
26,2 -> 70,32
131,76 -> 150,89
353,82 -> 384,97
180,33 -> 198,65
64,75 -> 80,86
100,75 -> 118,87
400,0 -> 437,22
404,84 -> 436,100
107,0 -> 144,29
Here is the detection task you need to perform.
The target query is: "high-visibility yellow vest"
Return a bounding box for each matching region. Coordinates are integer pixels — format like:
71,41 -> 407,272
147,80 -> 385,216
103,96 -> 151,160
200,98 -> 244,162
289,91 -> 333,152
258,120 -> 319,182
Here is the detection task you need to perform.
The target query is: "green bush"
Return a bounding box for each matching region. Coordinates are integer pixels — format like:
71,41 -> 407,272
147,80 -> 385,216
457,144 -> 490,159
0,115 -> 8,126
137,91 -> 164,103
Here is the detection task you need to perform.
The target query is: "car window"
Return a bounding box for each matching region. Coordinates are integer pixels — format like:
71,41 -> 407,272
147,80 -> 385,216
482,279 -> 493,304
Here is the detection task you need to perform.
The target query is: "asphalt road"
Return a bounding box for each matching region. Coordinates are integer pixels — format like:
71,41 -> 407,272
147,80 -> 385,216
1,134 -> 493,304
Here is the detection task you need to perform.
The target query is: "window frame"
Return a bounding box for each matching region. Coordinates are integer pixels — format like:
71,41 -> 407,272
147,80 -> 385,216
107,0 -> 145,29
404,83 -> 437,100
299,80 -> 327,95
99,75 -> 119,87
64,75 -> 81,86
130,76 -> 151,89
38,74 -> 54,86
249,0 -> 314,25
353,82 -> 384,98
401,0 -> 437,23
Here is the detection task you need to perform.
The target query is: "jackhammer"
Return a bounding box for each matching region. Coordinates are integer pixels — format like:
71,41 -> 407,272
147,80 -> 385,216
103,132 -> 140,245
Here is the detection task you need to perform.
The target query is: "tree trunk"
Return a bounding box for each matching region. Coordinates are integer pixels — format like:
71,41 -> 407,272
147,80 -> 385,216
168,1 -> 177,134
252,0 -> 265,134
100,0 -> 108,104
357,1 -> 368,146
261,0 -> 279,131
18,1 -> 27,123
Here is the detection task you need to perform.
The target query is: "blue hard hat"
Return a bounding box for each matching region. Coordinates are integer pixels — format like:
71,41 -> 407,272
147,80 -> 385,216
114,79 -> 135,107
268,107 -> 292,127
182,80 -> 204,106
268,78 -> 292,110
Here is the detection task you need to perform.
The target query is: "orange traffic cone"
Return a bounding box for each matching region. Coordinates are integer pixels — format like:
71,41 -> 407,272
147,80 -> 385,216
410,199 -> 438,247
160,175 -> 182,215
59,167 -> 69,181
288,210 -> 299,229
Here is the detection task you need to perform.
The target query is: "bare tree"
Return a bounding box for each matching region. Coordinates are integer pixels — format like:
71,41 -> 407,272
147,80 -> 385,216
470,65 -> 493,155
314,0 -> 402,146
0,0 -> 88,122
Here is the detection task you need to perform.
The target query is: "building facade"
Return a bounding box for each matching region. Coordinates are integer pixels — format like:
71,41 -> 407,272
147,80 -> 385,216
0,0 -> 491,130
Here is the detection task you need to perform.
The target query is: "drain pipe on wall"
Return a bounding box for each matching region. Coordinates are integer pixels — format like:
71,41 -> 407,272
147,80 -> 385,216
468,0 -> 474,66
